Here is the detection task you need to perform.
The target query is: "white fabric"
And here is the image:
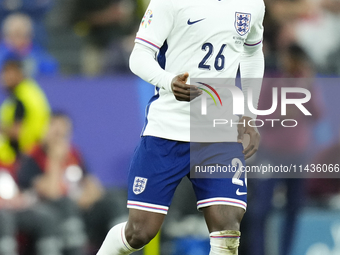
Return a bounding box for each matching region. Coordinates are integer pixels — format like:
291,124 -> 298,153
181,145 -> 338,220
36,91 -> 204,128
130,0 -> 265,141
296,9 -> 340,68
129,43 -> 175,92
240,45 -> 265,119
209,230 -> 241,255
97,222 -> 140,255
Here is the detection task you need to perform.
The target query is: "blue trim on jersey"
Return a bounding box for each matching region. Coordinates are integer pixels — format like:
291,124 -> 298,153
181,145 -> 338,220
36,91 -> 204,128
157,40 -> 168,70
141,41 -> 168,136
137,78 -> 155,125
141,87 -> 160,135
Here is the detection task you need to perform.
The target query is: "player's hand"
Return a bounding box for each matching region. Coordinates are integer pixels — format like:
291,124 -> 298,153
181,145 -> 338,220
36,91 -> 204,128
237,116 -> 260,160
171,72 -> 202,101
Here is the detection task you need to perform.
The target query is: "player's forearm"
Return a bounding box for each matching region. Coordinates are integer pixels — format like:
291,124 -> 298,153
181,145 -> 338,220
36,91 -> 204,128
129,43 -> 176,92
240,46 -> 264,119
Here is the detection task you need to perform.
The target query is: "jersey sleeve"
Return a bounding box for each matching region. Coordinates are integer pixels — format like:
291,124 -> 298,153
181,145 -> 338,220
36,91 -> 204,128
135,0 -> 175,50
244,2 -> 265,46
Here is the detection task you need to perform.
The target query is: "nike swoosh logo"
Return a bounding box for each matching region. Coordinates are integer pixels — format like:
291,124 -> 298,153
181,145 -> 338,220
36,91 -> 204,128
236,189 -> 247,196
187,18 -> 205,25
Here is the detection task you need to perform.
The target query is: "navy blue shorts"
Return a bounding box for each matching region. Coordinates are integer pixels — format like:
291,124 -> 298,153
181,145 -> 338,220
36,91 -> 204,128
127,136 -> 247,214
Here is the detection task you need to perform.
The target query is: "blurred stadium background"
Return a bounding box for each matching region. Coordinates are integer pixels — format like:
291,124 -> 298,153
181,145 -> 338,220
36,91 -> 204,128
0,0 -> 340,255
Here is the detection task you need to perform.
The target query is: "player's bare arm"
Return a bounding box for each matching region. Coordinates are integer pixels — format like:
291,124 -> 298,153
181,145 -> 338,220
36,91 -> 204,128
237,116 -> 261,159
171,72 -> 202,102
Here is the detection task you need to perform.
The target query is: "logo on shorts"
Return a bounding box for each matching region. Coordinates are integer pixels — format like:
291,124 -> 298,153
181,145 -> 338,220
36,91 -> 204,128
235,12 -> 251,36
133,177 -> 148,195
236,188 -> 247,196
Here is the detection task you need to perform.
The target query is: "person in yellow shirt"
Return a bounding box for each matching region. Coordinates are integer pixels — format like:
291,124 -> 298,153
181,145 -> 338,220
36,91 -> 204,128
0,56 -> 50,166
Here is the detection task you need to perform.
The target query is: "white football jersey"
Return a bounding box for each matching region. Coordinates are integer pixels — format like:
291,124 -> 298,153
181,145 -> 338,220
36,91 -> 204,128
135,0 -> 265,142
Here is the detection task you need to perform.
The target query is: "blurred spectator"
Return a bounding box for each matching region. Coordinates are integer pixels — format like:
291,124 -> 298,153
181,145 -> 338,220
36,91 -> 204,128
71,0 -> 135,75
262,0 -> 319,71
17,112 -> 127,253
0,163 -> 62,255
294,0 -> 340,73
263,0 -> 340,74
322,0 -> 340,13
0,13 -> 58,76
16,112 -> 88,255
319,0 -> 340,74
0,0 -> 54,46
0,56 -> 50,166
247,44 -> 323,255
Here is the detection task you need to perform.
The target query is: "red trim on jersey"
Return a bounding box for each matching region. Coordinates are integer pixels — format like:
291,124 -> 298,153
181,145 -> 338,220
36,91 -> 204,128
135,37 -> 160,49
244,40 -> 262,46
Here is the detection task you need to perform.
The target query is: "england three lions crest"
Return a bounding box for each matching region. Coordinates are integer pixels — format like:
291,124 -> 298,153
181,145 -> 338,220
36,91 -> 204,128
235,12 -> 251,36
133,177 -> 148,195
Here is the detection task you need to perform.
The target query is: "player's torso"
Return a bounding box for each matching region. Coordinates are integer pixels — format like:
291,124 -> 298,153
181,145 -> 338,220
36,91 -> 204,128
164,0 -> 259,78
143,0 -> 262,141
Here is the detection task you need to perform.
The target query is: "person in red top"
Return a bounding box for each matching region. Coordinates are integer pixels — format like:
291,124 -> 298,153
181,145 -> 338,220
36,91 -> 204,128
18,113 -> 89,199
17,112 -> 87,255
17,112 -> 126,253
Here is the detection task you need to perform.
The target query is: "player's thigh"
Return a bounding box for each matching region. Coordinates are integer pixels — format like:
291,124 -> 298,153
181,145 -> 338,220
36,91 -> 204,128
125,209 -> 165,241
190,142 -> 247,232
127,136 -> 190,214
202,205 -> 245,232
